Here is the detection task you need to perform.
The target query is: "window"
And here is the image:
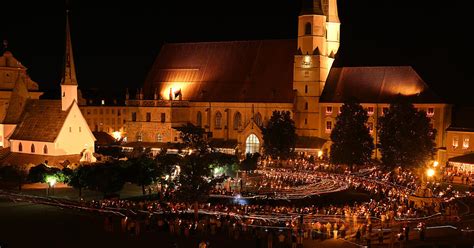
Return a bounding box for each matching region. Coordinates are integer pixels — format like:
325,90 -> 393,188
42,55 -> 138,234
146,112 -> 151,122
132,112 -> 137,122
453,136 -> 459,148
233,112 -> 242,130
111,109 -> 115,114
326,106 -> 333,115
305,102 -> 308,110
463,137 -> 470,149
43,145 -> 48,154
118,110 -> 121,116
79,127 -> 81,132
174,137 -> 178,142
18,142 -> 22,152
136,132 -> 143,142
161,113 -> 166,123
31,144 -> 35,153
427,108 -> 435,117
196,111 -> 202,127
305,118 -> 307,125
254,113 -> 263,127
69,127 -> 72,132
382,107 -> 389,115
215,111 -> 222,129
245,134 -> 260,154
325,121 -> 332,133
367,107 -> 374,115
304,22 -> 312,35
156,134 -> 163,142
368,122 -> 374,133
305,85 -> 308,94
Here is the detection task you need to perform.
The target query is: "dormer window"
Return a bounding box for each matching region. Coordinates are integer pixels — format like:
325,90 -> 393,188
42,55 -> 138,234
453,136 -> 459,148
326,106 -> 333,115
367,107 -> 374,116
427,108 -> 434,117
463,137 -> 470,149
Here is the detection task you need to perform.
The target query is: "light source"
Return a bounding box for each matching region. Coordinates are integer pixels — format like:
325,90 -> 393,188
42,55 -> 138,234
426,168 -> 435,178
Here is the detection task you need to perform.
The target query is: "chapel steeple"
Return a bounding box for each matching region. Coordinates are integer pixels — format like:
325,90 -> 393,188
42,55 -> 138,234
61,9 -> 78,111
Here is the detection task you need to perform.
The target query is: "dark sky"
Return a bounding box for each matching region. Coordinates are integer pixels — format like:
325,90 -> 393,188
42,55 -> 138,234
1,0 -> 473,104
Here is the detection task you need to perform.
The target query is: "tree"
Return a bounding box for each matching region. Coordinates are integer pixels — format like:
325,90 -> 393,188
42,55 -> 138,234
240,153 -> 261,171
0,165 -> 28,191
127,155 -> 159,195
68,165 -> 92,198
330,101 -> 374,171
262,111 -> 297,159
155,152 -> 181,189
206,152 -> 239,177
88,162 -> 126,198
175,123 -> 208,153
377,99 -> 437,169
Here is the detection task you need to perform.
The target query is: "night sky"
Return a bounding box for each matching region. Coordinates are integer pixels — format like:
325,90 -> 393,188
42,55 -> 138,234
1,0 -> 473,104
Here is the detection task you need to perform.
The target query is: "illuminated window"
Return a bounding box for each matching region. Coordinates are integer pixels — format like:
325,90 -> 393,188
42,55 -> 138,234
382,107 -> 389,115
463,137 -> 470,149
156,134 -> 163,142
196,111 -> 202,127
305,85 -> 308,93
254,113 -> 263,127
18,142 -> 22,152
427,108 -> 434,117
304,22 -> 312,35
31,144 -> 35,153
161,113 -> 166,123
305,102 -> 309,110
215,111 -> 222,129
325,121 -> 332,133
132,112 -> 137,122
368,122 -> 374,133
234,112 -> 242,130
146,112 -> 151,122
101,100 -> 105,105
453,136 -> 459,148
302,55 -> 311,68
136,132 -> 143,142
326,106 -> 333,115
367,107 -> 374,115
43,145 -> 48,154
245,134 -> 260,154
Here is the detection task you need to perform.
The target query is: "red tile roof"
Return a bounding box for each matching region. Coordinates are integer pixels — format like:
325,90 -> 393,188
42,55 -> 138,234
144,40 -> 296,103
320,66 -> 444,103
9,100 -> 70,142
0,152 -> 81,167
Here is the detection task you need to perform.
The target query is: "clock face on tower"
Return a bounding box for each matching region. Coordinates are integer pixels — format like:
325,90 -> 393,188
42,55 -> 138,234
302,55 -> 312,68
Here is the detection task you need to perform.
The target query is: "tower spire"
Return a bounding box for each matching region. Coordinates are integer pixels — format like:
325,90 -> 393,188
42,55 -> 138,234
61,9 -> 77,86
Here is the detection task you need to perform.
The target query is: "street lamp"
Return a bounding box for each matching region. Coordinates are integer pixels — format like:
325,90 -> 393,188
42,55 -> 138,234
45,175 -> 57,196
426,168 -> 435,178
433,161 -> 439,167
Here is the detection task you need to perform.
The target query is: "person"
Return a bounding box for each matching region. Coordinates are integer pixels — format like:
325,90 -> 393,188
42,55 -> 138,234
355,228 -> 361,241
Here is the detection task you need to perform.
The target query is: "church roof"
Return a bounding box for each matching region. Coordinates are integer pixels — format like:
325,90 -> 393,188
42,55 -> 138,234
9,100 -> 70,142
320,66 -> 444,103
300,0 -> 324,15
144,39 -> 296,103
0,50 -> 26,69
0,152 -> 81,167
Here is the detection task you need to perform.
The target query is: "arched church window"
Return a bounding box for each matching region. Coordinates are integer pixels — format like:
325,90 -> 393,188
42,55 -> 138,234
215,111 -> 222,129
305,102 -> 309,110
43,145 -> 48,154
31,144 -> 35,153
254,113 -> 263,127
197,111 -> 202,127
245,134 -> 260,154
233,112 -> 242,130
305,22 -> 312,35
19,142 -> 22,152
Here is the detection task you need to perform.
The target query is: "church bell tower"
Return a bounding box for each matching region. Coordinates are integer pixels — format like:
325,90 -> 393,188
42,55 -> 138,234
61,10 -> 78,111
293,0 -> 340,137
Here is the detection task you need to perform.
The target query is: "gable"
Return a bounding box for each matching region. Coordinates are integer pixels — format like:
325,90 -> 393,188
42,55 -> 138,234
56,102 -> 96,143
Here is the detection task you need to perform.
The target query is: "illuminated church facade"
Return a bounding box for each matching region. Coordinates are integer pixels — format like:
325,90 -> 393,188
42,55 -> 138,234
80,0 -> 451,162
0,13 -> 96,166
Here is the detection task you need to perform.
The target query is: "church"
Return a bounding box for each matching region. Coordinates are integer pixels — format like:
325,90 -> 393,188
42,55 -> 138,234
80,0 -> 450,161
0,12 -> 96,167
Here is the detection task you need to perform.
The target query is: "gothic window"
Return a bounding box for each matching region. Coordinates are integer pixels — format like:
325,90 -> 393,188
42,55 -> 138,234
18,142 -> 22,152
254,113 -> 263,127
305,85 -> 308,94
31,144 -> 35,153
305,22 -> 312,35
245,134 -> 260,154
137,132 -> 143,142
196,111 -> 202,127
233,112 -> 242,130
305,102 -> 309,110
215,111 -> 222,129
43,145 -> 48,154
